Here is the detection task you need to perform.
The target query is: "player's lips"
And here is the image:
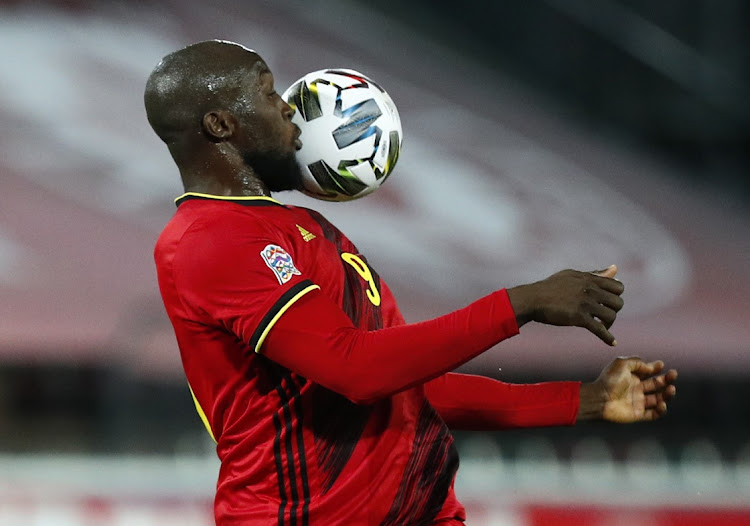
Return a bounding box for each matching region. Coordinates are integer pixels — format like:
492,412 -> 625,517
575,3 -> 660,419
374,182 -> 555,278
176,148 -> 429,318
294,127 -> 303,150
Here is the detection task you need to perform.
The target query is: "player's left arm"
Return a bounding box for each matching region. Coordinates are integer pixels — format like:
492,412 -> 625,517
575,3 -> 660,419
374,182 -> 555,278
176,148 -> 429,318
424,357 -> 677,430
424,373 -> 581,430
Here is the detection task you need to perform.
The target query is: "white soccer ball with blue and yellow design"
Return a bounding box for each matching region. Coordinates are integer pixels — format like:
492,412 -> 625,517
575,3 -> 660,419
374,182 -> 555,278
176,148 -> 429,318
282,69 -> 402,202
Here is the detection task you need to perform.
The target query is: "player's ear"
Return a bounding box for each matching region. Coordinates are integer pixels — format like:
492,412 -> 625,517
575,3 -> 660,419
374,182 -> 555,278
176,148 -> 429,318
202,110 -> 235,141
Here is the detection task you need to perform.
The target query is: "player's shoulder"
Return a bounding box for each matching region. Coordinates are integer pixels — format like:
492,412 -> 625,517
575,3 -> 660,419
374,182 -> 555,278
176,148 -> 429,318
286,203 -> 345,238
183,195 -> 294,230
287,202 -> 326,221
157,198 -> 273,256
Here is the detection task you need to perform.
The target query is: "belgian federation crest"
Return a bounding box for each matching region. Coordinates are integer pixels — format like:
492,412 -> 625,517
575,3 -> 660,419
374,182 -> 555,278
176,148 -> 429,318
261,244 -> 302,285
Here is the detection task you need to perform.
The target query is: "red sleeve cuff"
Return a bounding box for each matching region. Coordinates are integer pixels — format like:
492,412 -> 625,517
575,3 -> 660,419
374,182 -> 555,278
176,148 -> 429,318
493,288 -> 520,339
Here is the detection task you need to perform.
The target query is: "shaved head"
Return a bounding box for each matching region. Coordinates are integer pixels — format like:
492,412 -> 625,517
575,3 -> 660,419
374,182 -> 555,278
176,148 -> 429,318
144,40 -> 264,146
144,40 -> 303,195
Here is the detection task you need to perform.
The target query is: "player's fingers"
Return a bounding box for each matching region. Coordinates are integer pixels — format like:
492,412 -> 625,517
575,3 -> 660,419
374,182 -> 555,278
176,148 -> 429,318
582,316 -> 617,346
644,393 -> 660,408
593,277 -> 625,296
632,360 -> 665,379
587,270 -> 625,295
612,356 -> 645,374
588,288 -> 625,312
591,265 -> 617,279
642,402 -> 668,422
589,303 -> 617,329
645,388 -> 676,413
641,372 -> 672,393
656,384 -> 676,400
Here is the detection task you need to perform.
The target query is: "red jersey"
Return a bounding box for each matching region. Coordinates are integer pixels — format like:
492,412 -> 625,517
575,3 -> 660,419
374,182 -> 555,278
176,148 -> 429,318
155,193 -> 580,525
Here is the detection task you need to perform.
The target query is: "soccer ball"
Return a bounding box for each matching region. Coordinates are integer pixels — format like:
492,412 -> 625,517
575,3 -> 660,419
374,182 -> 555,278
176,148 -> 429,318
282,69 -> 402,202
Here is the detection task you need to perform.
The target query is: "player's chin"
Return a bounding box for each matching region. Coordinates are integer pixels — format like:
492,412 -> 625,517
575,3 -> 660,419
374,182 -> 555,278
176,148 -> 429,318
264,160 -> 305,193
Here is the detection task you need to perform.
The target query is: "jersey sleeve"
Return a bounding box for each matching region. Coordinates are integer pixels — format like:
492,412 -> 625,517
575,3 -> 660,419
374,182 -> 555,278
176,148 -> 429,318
423,372 -> 580,430
173,217 -> 319,348
261,286 -> 521,404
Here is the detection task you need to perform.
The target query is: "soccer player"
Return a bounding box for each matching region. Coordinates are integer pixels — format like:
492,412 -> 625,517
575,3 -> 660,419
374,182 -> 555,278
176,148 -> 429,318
146,40 -> 677,526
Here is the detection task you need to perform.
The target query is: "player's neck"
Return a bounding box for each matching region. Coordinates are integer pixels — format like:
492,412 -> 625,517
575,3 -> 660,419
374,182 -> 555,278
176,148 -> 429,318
180,165 -> 269,197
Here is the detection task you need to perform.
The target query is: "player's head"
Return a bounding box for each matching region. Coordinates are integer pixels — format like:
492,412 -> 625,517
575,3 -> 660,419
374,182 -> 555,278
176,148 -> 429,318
144,40 -> 303,193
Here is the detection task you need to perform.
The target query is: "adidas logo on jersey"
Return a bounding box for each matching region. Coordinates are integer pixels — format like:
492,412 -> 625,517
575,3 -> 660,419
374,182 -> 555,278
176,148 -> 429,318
296,224 -> 316,242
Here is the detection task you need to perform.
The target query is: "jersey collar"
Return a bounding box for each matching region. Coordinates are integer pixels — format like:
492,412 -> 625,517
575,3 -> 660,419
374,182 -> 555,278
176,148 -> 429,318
175,192 -> 286,208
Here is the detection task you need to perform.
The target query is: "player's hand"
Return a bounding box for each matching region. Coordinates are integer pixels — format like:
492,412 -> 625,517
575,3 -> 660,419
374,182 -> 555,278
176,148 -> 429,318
578,357 -> 678,423
507,265 -> 624,345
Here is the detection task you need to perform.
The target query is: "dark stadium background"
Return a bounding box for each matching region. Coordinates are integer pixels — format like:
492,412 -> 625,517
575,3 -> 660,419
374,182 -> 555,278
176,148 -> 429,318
0,0 -> 748,523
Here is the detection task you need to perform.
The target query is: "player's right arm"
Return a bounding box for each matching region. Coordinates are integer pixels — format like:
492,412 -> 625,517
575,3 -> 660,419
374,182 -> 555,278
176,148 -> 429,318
262,263 -> 622,405
262,286 -> 519,404
175,221 -> 624,405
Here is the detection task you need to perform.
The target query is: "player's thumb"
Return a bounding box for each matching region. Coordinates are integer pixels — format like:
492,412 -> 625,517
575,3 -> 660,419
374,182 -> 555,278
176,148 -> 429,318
592,264 -> 618,279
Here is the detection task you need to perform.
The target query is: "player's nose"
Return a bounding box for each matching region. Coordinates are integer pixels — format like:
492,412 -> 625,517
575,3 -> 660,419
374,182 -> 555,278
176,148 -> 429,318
281,99 -> 295,120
